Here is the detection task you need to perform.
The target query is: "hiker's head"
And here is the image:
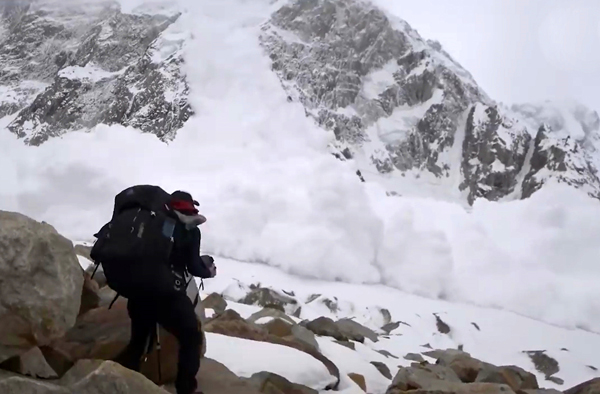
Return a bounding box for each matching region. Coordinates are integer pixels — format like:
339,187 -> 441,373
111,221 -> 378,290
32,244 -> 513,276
170,191 -> 207,227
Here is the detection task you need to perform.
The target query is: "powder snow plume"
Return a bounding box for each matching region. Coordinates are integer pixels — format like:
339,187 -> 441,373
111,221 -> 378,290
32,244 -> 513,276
1,0 -> 600,336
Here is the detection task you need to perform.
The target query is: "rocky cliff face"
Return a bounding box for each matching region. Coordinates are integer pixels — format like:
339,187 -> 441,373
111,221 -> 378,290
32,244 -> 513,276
0,0 -> 191,145
258,0 -> 600,203
1,0 -> 599,204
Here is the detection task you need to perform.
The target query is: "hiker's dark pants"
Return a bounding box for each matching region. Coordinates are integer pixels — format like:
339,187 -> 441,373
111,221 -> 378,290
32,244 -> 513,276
118,293 -> 201,394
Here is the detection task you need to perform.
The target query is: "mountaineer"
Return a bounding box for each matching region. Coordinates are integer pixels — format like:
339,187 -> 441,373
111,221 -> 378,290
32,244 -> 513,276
90,186 -> 216,394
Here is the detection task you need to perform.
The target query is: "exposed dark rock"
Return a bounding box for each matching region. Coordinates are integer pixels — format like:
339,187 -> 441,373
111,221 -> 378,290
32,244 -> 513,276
376,350 -> 399,359
546,376 -> 564,385
435,314 -> 451,334
460,104 -> 531,204
404,353 -> 425,362
336,318 -> 378,343
303,317 -> 350,342
522,125 -> 600,199
564,378 -> 600,394
239,288 -> 298,312
523,351 -> 559,379
371,361 -> 393,379
334,340 -> 356,351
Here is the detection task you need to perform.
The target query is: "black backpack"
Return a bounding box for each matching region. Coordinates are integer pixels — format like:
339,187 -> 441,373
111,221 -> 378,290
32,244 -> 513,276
90,185 -> 185,300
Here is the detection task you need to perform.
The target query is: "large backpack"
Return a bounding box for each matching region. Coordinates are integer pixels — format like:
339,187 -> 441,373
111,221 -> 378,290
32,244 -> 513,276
90,185 -> 184,300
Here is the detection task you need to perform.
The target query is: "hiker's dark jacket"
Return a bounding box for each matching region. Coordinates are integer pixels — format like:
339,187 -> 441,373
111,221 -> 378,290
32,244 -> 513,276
169,223 -> 212,279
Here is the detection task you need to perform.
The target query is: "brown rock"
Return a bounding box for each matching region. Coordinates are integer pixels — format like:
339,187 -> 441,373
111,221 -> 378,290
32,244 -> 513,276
0,346 -> 57,379
564,378 -> 600,394
205,310 -> 340,389
303,317 -> 349,342
0,210 -> 84,363
39,346 -> 73,378
48,298 -> 205,386
476,365 -> 539,390
261,318 -> 293,338
201,293 -> 228,315
84,262 -> 108,289
421,349 -> 482,383
386,382 -> 516,394
289,325 -> 319,351
79,272 -> 101,316
51,298 -> 131,363
0,359 -> 170,394
187,358 -> 262,394
98,286 -> 118,308
248,308 -> 297,325
388,362 -> 462,391
63,360 -> 170,393
349,373 -> 367,391
518,390 -> 563,394
205,309 -> 268,338
247,371 -> 319,394
239,288 -> 297,311
449,356 -> 483,383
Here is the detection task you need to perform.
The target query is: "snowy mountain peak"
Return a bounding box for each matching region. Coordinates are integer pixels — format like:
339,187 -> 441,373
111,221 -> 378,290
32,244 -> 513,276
0,0 -> 599,204
0,0 -> 189,145
258,0 -> 600,204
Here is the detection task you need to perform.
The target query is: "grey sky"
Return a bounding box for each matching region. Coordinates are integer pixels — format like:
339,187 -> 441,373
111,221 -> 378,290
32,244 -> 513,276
372,0 -> 600,113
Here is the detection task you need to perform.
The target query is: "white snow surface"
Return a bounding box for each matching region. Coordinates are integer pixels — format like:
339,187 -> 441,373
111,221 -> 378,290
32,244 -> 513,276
200,258 -> 600,392
58,63 -> 125,82
1,0 -> 600,341
204,332 -> 336,390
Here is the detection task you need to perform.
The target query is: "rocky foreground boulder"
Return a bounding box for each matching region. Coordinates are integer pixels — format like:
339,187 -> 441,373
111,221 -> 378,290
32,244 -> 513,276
0,359 -> 170,394
1,211 -> 599,394
386,349 -> 550,394
0,211 -> 83,364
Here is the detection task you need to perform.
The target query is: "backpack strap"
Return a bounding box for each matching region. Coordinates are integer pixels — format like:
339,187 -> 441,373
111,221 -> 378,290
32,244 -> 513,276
90,262 -> 100,280
108,293 -> 120,309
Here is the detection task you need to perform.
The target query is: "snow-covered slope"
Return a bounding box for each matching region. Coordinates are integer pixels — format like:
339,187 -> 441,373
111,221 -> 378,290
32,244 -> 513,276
2,0 -> 600,370
73,254 -> 600,393
191,258 -> 600,392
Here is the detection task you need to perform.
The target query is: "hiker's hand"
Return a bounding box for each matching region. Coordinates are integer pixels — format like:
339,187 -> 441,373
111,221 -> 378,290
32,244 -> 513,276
201,255 -> 217,278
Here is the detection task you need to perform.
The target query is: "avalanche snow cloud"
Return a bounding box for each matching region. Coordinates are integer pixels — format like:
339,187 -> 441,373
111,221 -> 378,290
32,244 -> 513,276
1,0 -> 600,334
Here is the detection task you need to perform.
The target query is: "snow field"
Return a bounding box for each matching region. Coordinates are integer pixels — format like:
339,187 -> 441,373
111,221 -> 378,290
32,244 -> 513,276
204,333 -> 337,390
199,258 -> 600,391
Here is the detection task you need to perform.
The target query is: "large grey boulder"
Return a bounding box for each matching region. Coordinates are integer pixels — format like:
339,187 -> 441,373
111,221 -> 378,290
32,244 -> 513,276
0,346 -> 58,379
239,287 -> 298,313
336,318 -> 379,343
0,359 -> 170,394
0,211 -> 83,363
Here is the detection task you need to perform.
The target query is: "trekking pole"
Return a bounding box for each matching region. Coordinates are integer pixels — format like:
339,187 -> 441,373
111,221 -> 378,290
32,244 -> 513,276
156,324 -> 162,382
